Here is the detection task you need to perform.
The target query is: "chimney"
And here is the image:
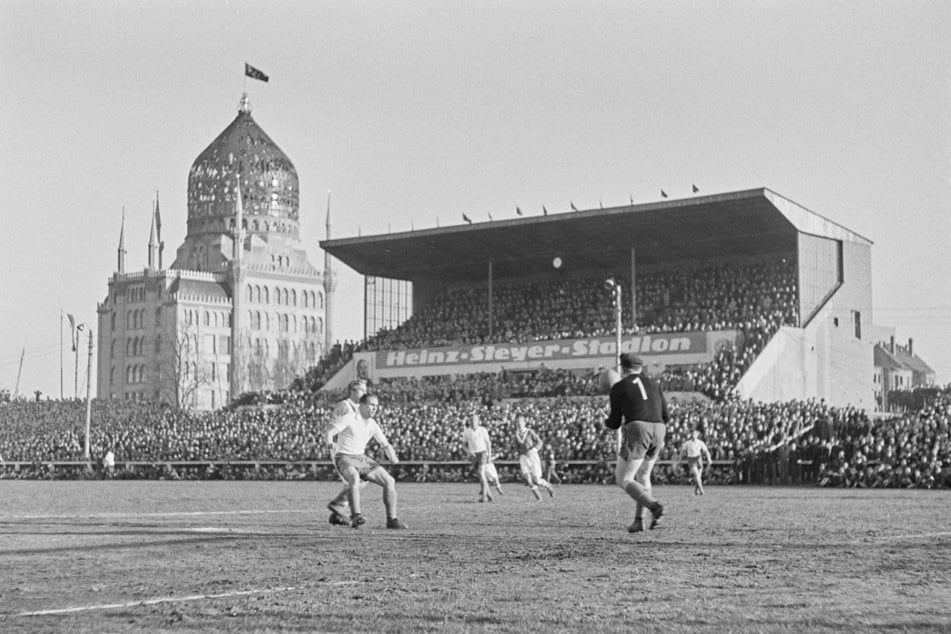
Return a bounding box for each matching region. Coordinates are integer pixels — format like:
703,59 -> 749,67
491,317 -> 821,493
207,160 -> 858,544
908,338 -> 914,356
889,335 -> 895,354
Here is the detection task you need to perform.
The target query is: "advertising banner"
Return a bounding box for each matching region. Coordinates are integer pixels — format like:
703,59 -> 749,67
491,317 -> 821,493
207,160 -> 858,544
354,331 -> 737,379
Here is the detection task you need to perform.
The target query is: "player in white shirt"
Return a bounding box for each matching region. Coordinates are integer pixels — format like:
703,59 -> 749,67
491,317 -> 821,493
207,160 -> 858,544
513,415 -> 555,500
325,393 -> 407,529
326,380 -> 369,525
681,428 -> 713,495
462,413 -> 503,502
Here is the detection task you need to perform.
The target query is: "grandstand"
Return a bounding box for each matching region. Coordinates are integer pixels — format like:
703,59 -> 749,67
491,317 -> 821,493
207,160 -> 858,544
322,188 -> 875,409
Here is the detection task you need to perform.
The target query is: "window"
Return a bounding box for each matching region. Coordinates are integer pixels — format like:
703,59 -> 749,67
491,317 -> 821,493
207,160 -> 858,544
851,310 -> 862,339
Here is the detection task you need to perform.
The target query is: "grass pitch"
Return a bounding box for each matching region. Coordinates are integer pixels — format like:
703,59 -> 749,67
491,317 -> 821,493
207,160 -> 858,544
1,481 -> 949,632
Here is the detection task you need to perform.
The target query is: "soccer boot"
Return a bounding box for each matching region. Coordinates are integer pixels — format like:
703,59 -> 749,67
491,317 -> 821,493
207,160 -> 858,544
628,518 -> 645,533
327,502 -> 349,526
350,513 -> 366,528
386,518 -> 408,530
649,502 -> 664,530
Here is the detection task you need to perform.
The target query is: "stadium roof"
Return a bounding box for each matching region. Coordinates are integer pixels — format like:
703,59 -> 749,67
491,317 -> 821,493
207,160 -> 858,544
321,188 -> 872,282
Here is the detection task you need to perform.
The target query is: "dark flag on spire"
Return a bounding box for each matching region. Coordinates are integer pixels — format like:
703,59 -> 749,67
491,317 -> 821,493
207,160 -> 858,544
245,63 -> 269,82
660,189 -> 668,198
463,213 -> 472,224
692,184 -> 699,193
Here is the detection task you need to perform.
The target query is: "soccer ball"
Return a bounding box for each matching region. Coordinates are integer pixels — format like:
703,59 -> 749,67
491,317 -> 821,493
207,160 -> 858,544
598,368 -> 621,393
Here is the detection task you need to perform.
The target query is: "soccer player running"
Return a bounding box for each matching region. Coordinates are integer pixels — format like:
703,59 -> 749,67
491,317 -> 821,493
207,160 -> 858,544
681,428 -> 712,495
513,415 -> 555,500
605,353 -> 668,533
325,393 -> 407,529
326,379 -> 369,526
463,413 -> 503,502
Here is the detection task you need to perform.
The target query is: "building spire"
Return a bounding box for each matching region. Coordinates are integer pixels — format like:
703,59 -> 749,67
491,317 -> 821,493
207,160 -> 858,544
117,207 -> 126,274
238,92 -> 251,114
233,183 -> 245,261
155,190 -> 164,269
148,200 -> 159,270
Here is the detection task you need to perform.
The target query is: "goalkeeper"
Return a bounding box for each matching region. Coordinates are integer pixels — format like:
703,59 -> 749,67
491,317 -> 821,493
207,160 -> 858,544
325,393 -> 408,530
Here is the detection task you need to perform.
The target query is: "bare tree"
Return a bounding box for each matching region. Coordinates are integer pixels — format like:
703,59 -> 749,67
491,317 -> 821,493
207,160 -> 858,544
160,322 -> 212,410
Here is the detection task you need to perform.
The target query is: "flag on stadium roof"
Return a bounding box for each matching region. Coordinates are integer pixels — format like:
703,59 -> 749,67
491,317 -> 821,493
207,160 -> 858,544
570,201 -> 579,211
661,189 -> 668,198
462,213 -> 472,224
516,206 -> 523,216
692,184 -> 700,193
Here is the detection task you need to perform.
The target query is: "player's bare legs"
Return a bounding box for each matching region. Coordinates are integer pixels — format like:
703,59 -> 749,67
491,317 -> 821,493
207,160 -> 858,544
366,467 -> 398,521
691,464 -> 705,495
616,456 -> 663,532
477,464 -> 491,502
341,467 -> 365,527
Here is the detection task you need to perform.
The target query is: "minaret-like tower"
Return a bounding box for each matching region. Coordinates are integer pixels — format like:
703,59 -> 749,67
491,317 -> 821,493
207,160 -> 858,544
323,191 -> 334,351
117,208 -> 126,274
155,191 -> 164,269
147,203 -> 159,270
229,184 -> 245,401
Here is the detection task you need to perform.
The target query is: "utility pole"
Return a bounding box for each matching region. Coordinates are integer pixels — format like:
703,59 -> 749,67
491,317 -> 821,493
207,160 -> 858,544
84,329 -> 94,461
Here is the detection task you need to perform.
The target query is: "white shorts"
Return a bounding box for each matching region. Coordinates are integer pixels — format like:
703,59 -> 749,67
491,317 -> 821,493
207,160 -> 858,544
519,449 -> 543,480
484,462 -> 500,483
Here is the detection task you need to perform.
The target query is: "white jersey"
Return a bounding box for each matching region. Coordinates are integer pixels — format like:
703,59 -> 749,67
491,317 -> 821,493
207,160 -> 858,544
463,426 -> 490,454
682,438 -> 710,460
328,411 -> 388,456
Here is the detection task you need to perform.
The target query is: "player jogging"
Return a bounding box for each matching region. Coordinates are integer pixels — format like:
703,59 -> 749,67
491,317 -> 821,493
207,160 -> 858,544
605,353 -> 668,533
326,380 -> 370,526
513,415 -> 555,500
324,393 -> 407,529
463,413 -> 503,502
681,428 -> 712,495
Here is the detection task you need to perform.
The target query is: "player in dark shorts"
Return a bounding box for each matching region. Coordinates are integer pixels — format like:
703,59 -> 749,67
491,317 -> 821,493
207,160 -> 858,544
605,353 -> 668,533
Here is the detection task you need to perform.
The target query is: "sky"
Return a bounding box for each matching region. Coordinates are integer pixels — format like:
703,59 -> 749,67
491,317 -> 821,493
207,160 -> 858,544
1,0 -> 949,399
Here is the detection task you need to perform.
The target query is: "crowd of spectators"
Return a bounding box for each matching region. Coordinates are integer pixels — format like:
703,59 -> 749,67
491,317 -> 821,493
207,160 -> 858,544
2,383 -> 948,489
361,257 -> 799,351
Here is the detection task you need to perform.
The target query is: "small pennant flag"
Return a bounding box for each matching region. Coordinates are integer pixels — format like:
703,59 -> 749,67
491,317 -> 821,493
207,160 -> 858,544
692,183 -> 700,193
516,206 -> 523,216
629,193 -> 634,204
660,189 -> 668,198
542,205 -> 548,216
245,63 -> 269,82
67,313 -> 76,351
488,211 -> 494,221
570,201 -> 579,212
462,213 -> 472,224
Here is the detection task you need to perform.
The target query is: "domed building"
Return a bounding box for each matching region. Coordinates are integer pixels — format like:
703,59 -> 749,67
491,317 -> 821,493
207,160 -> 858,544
97,94 -> 331,409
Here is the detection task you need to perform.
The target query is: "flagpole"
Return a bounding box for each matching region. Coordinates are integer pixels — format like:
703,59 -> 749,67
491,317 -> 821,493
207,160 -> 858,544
74,327 -> 79,400
60,308 -> 64,400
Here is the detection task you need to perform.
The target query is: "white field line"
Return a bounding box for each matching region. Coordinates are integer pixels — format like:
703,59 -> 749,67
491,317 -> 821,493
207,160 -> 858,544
5,509 -> 313,520
870,531 -> 951,542
16,581 -> 358,617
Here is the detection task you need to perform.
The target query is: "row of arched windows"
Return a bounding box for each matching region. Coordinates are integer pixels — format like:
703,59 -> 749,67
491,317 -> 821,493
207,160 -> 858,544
111,307 -> 164,332
247,311 -> 322,334
243,338 -> 320,360
113,364 -> 150,384
245,284 -> 323,309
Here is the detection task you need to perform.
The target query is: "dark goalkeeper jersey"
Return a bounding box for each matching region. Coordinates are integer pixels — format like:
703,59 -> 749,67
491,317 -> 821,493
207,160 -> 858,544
604,373 -> 669,429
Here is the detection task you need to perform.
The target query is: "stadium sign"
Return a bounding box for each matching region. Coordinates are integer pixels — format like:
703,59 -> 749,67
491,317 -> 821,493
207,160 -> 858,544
347,331 -> 737,382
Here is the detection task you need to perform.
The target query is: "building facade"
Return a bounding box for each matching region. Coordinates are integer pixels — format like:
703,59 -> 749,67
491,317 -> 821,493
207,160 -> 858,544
97,94 -> 329,409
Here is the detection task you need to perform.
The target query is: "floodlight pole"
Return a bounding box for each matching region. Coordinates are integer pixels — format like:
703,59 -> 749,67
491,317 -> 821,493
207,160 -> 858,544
84,328 -> 94,461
